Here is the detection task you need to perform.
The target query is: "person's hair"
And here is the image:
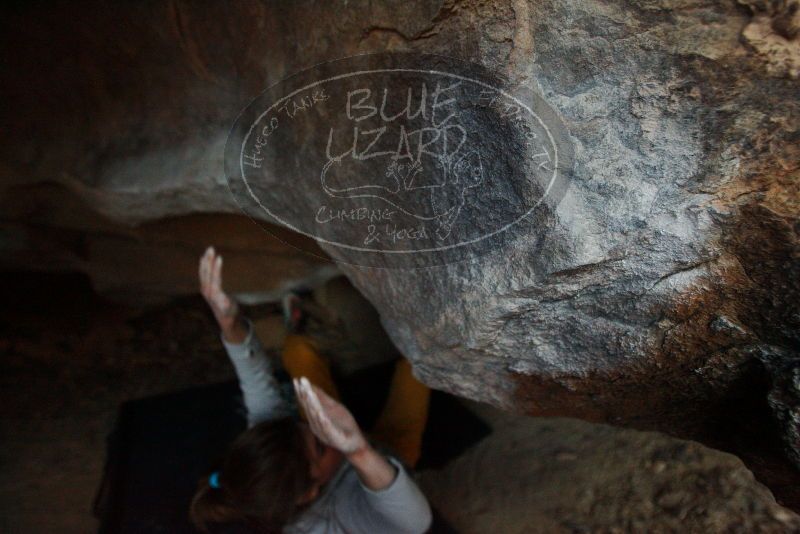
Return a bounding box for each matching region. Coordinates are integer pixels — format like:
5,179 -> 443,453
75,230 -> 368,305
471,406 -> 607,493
190,416 -> 314,533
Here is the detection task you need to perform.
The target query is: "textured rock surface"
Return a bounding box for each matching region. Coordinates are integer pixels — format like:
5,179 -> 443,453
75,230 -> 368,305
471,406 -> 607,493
419,402 -> 800,533
762,347 -> 800,469
1,0 -> 798,496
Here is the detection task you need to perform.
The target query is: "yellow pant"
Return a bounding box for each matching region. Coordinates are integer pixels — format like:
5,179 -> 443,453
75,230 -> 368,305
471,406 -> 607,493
282,334 -> 431,468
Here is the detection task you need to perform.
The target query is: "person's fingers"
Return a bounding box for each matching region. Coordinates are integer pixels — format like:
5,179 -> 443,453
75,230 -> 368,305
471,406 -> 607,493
301,378 -> 322,412
207,247 -> 217,282
302,378 -> 342,439
307,382 -> 348,429
308,412 -> 327,441
297,378 -> 325,427
294,378 -> 317,422
294,378 -> 308,411
295,377 -> 312,409
296,377 -> 352,450
313,385 -> 355,431
302,382 -> 327,428
316,407 -> 344,441
293,378 -> 305,408
307,382 -> 364,450
295,379 -> 329,440
205,247 -> 217,289
199,248 -> 212,291
312,384 -> 342,411
212,255 -> 223,291
198,251 -> 206,287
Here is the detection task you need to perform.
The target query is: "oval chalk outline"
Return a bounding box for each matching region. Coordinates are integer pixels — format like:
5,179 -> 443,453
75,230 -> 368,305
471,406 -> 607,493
236,65 -> 562,254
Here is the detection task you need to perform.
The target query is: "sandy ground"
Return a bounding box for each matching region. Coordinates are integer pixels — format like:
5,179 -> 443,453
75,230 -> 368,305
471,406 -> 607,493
1,272 -> 798,533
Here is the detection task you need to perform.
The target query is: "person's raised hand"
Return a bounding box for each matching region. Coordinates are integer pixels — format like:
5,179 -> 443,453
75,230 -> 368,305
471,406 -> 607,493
293,377 -> 368,456
199,246 -> 243,342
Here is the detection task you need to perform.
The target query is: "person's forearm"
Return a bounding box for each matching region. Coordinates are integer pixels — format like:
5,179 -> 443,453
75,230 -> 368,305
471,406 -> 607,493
221,314 -> 248,344
346,444 -> 398,491
222,318 -> 291,426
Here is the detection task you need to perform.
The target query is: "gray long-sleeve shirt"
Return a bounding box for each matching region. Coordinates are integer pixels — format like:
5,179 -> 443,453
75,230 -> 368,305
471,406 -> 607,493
221,322 -> 433,534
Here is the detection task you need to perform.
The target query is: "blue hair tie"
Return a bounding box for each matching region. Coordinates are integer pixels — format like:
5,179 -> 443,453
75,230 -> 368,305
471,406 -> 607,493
208,471 -> 221,489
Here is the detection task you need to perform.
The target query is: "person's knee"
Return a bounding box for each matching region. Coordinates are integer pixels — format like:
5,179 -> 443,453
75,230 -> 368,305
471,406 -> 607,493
283,334 -> 316,353
281,335 -> 320,369
282,335 -> 340,400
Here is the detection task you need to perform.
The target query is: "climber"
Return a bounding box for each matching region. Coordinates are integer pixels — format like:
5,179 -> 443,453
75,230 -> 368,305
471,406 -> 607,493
190,246 -> 433,534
